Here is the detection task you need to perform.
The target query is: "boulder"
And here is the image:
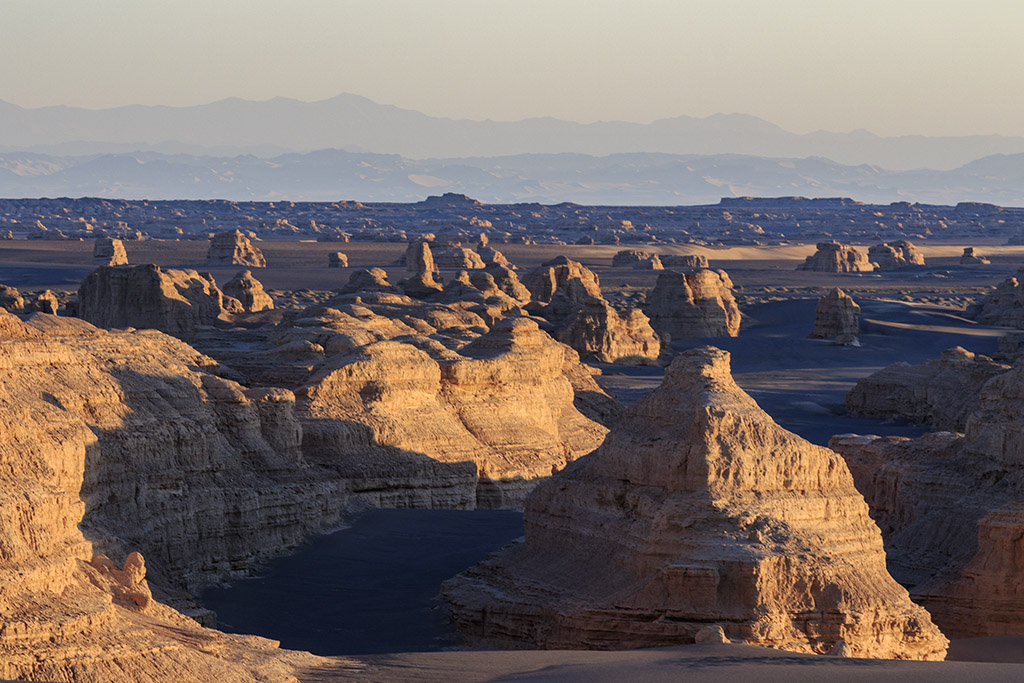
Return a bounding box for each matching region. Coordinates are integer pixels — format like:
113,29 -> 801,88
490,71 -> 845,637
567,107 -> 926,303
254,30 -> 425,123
206,229 -> 266,267
444,347 -> 947,659
809,288 -> 859,344
797,242 -> 875,272
644,269 -> 741,339
328,251 -> 348,268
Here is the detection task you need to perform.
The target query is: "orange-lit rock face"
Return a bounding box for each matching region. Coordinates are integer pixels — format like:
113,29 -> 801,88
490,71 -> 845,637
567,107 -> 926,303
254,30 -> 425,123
644,268 -> 741,339
445,347 -> 947,660
797,241 -> 875,272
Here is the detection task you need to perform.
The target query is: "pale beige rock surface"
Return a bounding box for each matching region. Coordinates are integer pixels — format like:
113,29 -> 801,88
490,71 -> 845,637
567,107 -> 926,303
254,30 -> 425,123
797,242 -> 875,272
78,264 -> 231,335
328,251 -> 348,267
809,288 -> 860,344
206,229 -> 266,267
845,346 -> 1009,431
93,237 -> 128,266
444,347 -> 947,659
222,269 -> 275,312
404,240 -> 438,273
661,254 -> 710,269
644,269 -> 741,340
869,241 -> 925,269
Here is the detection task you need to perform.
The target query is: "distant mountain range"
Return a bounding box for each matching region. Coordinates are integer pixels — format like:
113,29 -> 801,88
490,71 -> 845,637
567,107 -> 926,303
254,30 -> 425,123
2,148 -> 1022,206
3,93 -> 1024,171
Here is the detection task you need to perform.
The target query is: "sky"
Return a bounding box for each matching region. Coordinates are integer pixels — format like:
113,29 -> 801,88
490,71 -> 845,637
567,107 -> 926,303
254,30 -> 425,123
2,0 -> 1022,137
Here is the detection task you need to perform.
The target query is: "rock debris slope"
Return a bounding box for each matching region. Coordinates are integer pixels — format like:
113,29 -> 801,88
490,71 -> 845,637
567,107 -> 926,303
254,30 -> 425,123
443,347 -> 947,659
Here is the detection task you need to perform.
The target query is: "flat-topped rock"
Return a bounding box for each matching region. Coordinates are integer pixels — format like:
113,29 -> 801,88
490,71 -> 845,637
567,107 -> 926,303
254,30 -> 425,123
644,269 -> 741,339
444,347 -> 947,659
797,241 -> 875,272
959,247 -> 990,265
93,237 -> 128,266
869,240 -> 925,269
206,229 -> 266,267
661,254 -> 709,269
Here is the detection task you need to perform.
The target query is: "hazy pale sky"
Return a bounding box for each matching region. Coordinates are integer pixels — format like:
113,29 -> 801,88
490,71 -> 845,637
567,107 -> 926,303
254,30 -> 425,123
2,0 -> 1022,136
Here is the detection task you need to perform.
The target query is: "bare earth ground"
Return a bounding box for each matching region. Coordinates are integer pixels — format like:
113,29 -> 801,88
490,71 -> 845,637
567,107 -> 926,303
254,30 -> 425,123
4,239 -> 1024,680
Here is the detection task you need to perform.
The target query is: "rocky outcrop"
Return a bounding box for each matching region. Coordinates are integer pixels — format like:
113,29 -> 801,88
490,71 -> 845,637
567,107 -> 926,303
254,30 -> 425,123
634,255 -> 663,270
476,233 -> 512,268
845,347 -> 1009,431
297,317 -> 610,508
404,240 -> 438,273
522,257 -> 660,364
486,264 -> 531,303
432,242 -> 486,269
959,247 -> 990,265
556,299 -> 661,365
222,270 -> 274,312
93,237 -> 128,266
400,269 -> 445,299
868,241 -> 925,269
0,284 -> 25,312
0,311 -> 338,681
797,242 -> 875,272
444,347 -> 947,659
612,249 -> 652,267
327,251 -> 348,267
643,269 -> 741,340
965,269 -> 1024,327
206,229 -> 266,268
661,254 -> 709,269
77,264 -> 230,336
809,288 -> 860,343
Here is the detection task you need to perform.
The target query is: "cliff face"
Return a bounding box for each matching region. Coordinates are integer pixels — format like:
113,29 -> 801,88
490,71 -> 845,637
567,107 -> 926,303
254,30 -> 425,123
78,264 -> 230,336
832,359 -> 1024,638
297,317 -> 609,509
444,347 -> 947,659
809,288 -> 859,343
0,311 -> 334,681
643,269 -> 741,340
797,242 -> 875,272
845,347 -> 1009,432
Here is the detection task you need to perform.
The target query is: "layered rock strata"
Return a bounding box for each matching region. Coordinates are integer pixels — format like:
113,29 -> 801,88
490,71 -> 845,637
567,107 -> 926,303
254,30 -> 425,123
444,347 -> 947,659
965,269 -> 1024,327
845,346 -> 1009,431
611,249 -> 652,267
661,254 -> 709,269
797,242 -> 875,272
206,229 -> 266,267
93,236 -> 128,266
0,311 -> 337,681
222,270 -> 274,312
868,241 -> 925,269
643,269 -> 741,340
522,256 -> 660,364
78,264 -> 230,335
809,288 -> 860,344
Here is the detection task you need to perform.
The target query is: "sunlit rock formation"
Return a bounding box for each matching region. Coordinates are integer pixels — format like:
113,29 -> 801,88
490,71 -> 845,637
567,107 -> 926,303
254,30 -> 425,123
868,240 -> 925,269
959,247 -> 989,265
846,346 -> 1009,432
222,270 -> 274,312
643,269 -> 741,340
328,251 -> 348,268
93,236 -> 128,266
809,288 -> 859,344
444,347 -> 947,659
78,264 -> 230,335
797,241 -> 875,272
206,229 -> 266,268
965,268 -> 1024,327
661,254 -> 710,269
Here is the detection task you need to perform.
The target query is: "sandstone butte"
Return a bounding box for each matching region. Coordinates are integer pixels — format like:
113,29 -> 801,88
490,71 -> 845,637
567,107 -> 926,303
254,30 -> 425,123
521,256 -> 660,364
92,236 -> 128,266
845,346 -> 1009,432
797,241 -> 875,272
965,267 -> 1024,328
206,229 -> 267,268
831,357 -> 1024,638
868,240 -> 925,270
809,288 -> 860,344
959,247 -> 990,265
443,347 -> 948,660
643,269 -> 741,340
660,253 -> 710,270
0,301 -> 615,680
